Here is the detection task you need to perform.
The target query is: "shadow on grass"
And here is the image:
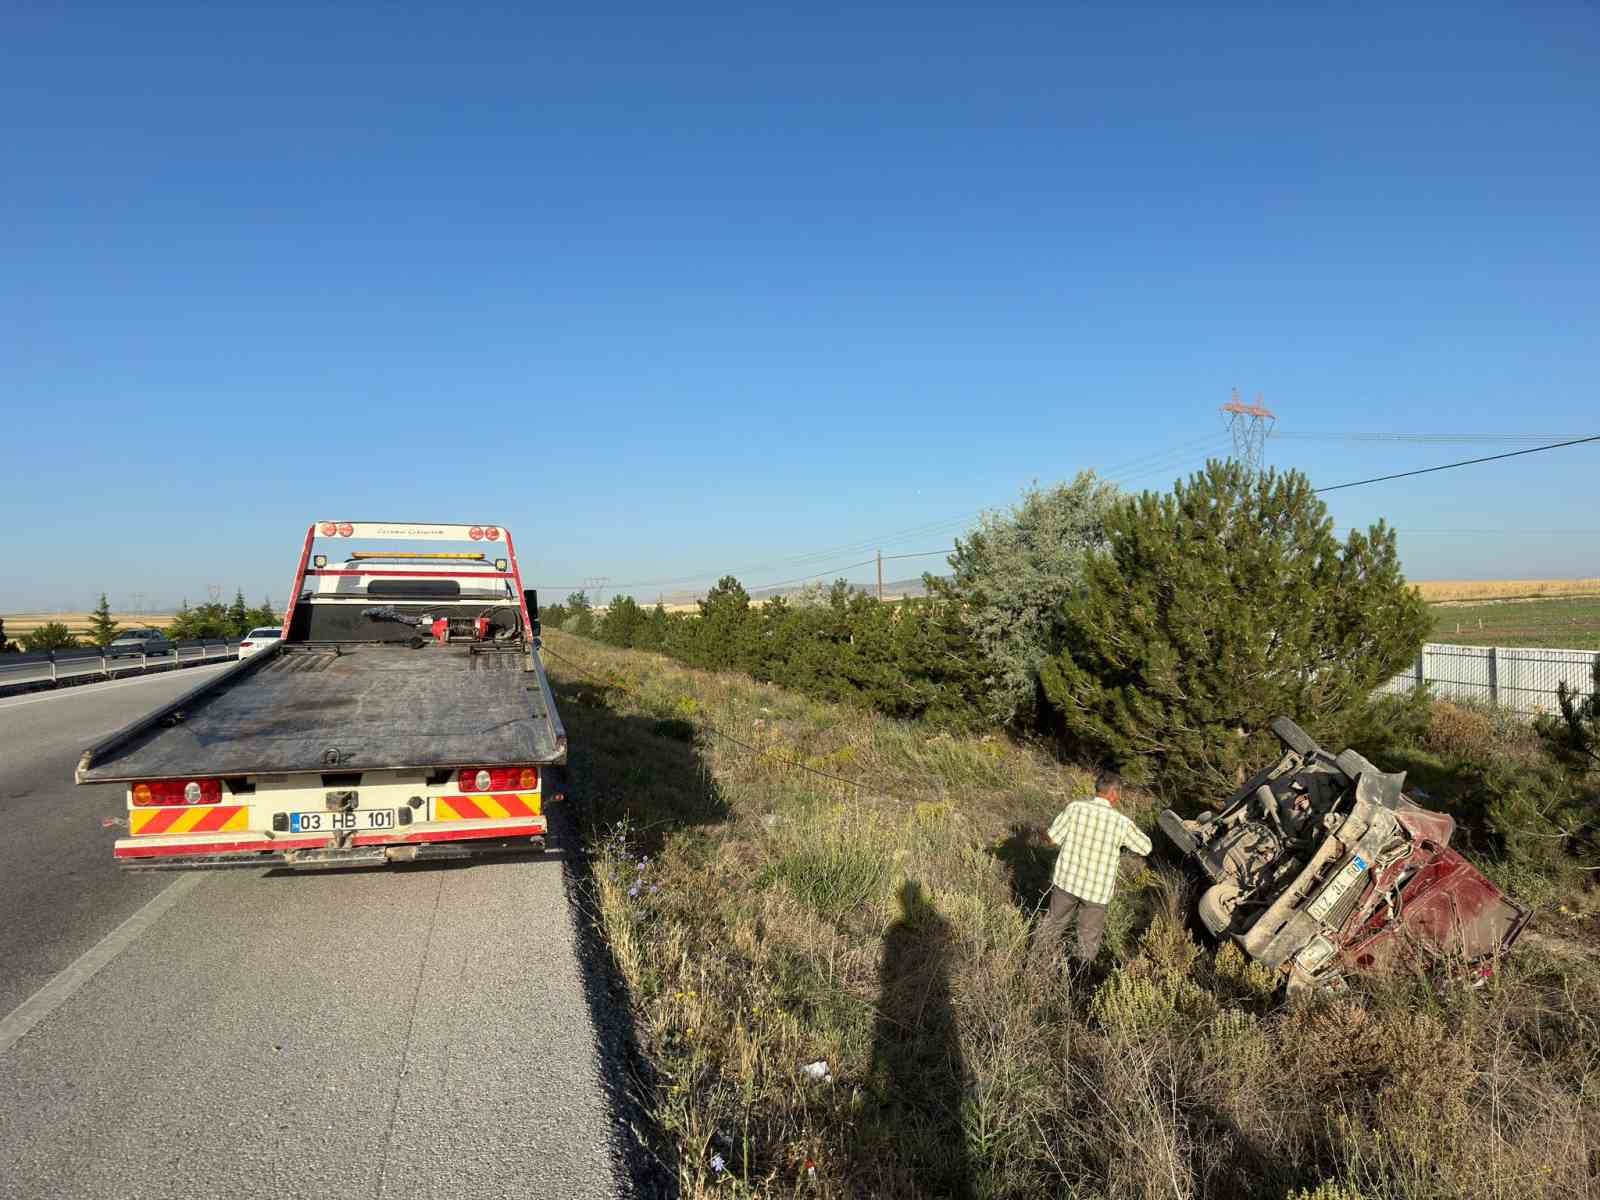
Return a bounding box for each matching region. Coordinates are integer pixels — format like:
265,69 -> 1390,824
857,880 -> 975,1200
545,674 -> 734,1199
551,677 -> 730,851
990,823 -> 1055,915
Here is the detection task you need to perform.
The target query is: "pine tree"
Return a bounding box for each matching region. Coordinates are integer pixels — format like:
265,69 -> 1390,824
1038,460 -> 1429,795
86,592 -> 120,647
167,600 -> 193,640
642,602 -> 669,649
697,576 -> 753,671
1536,660 -> 1600,776
599,595 -> 646,648
228,589 -> 250,637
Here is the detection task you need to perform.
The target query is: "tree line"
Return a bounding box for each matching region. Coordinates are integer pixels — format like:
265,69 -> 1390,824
553,460 -> 1600,884
556,462 -> 1433,794
2,590 -> 277,653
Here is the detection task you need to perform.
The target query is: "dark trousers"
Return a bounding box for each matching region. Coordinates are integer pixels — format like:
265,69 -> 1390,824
1037,887 -> 1107,964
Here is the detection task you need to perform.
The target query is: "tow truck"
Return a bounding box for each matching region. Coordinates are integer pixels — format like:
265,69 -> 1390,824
76,521 -> 566,870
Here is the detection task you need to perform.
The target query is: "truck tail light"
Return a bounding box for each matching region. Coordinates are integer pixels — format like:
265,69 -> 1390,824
457,766 -> 539,792
131,779 -> 223,806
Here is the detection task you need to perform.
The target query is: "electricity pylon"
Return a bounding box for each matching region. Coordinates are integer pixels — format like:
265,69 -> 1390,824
1221,389 -> 1276,472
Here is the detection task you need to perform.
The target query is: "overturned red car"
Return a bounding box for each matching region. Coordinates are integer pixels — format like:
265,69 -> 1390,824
1159,716 -> 1532,991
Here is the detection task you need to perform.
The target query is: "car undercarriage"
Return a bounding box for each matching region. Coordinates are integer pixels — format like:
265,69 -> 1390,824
1159,716 -> 1532,991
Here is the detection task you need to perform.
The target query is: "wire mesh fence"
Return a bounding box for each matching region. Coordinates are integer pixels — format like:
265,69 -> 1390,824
1379,643 -> 1600,717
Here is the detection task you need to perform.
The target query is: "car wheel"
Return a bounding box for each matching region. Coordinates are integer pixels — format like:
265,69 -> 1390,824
1269,715 -> 1319,755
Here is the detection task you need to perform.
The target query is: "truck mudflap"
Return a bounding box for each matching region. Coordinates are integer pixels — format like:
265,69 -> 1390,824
113,819 -> 548,871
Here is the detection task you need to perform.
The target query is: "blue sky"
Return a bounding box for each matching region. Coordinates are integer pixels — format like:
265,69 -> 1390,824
4,2 -> 1597,612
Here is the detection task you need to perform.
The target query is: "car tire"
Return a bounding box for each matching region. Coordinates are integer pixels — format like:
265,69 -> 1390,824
1269,715 -> 1319,755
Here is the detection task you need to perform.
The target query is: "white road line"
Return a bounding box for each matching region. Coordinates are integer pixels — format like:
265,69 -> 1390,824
0,666 -> 229,711
0,873 -> 204,1057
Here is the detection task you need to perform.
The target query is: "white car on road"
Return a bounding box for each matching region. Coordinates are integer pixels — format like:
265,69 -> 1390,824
237,627 -> 282,659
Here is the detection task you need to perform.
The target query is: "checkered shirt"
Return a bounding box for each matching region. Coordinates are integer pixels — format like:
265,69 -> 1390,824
1047,796 -> 1152,906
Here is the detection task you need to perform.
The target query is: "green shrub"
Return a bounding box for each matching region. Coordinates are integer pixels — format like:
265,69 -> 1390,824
20,621 -> 79,652
589,575 -> 987,728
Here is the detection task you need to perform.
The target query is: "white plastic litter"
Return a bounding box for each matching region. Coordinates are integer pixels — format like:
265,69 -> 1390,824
801,1060 -> 831,1083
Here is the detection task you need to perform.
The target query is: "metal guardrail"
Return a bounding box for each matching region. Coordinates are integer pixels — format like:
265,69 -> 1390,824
0,640 -> 240,691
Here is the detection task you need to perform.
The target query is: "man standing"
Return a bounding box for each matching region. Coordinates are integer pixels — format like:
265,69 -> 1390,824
1036,769 -> 1151,968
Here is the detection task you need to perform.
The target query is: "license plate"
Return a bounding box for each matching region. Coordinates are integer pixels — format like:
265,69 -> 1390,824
289,809 -> 397,833
1308,853 -> 1368,923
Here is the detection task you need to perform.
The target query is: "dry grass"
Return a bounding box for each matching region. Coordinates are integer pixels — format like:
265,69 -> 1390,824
1416,578 -> 1600,604
1,612 -> 166,638
543,630 -> 1600,1200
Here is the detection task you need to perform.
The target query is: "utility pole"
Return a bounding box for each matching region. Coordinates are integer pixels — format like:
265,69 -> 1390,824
1221,388 -> 1276,472
876,549 -> 883,601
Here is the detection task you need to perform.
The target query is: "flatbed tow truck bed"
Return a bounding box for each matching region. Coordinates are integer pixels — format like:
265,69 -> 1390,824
77,642 -> 564,782
77,519 -> 569,870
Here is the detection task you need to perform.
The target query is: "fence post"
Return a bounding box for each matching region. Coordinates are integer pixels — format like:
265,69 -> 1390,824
1488,646 -> 1499,708
49,649 -> 57,685
1414,650 -> 1425,691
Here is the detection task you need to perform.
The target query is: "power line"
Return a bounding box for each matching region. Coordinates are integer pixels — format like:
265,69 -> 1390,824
571,429 -> 1597,598
595,431 -> 1233,594
745,549 -> 952,596
1313,435 -> 1600,494
748,557 -> 876,593
1277,432 -> 1590,445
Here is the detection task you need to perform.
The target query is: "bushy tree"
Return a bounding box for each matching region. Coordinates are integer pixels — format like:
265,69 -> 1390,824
86,592 -> 120,647
561,590 -> 595,636
0,617 -> 12,653
243,597 -> 278,630
1039,461 -> 1429,795
598,595 -> 647,648
168,600 -> 234,640
21,622 -> 79,652
641,602 -> 669,649
934,471 -> 1119,725
686,576 -> 754,670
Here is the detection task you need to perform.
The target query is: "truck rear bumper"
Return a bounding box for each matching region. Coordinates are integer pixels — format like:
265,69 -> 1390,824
113,819 -> 549,871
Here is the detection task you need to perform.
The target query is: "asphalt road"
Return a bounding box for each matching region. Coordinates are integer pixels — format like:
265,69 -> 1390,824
0,671 -> 628,1199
